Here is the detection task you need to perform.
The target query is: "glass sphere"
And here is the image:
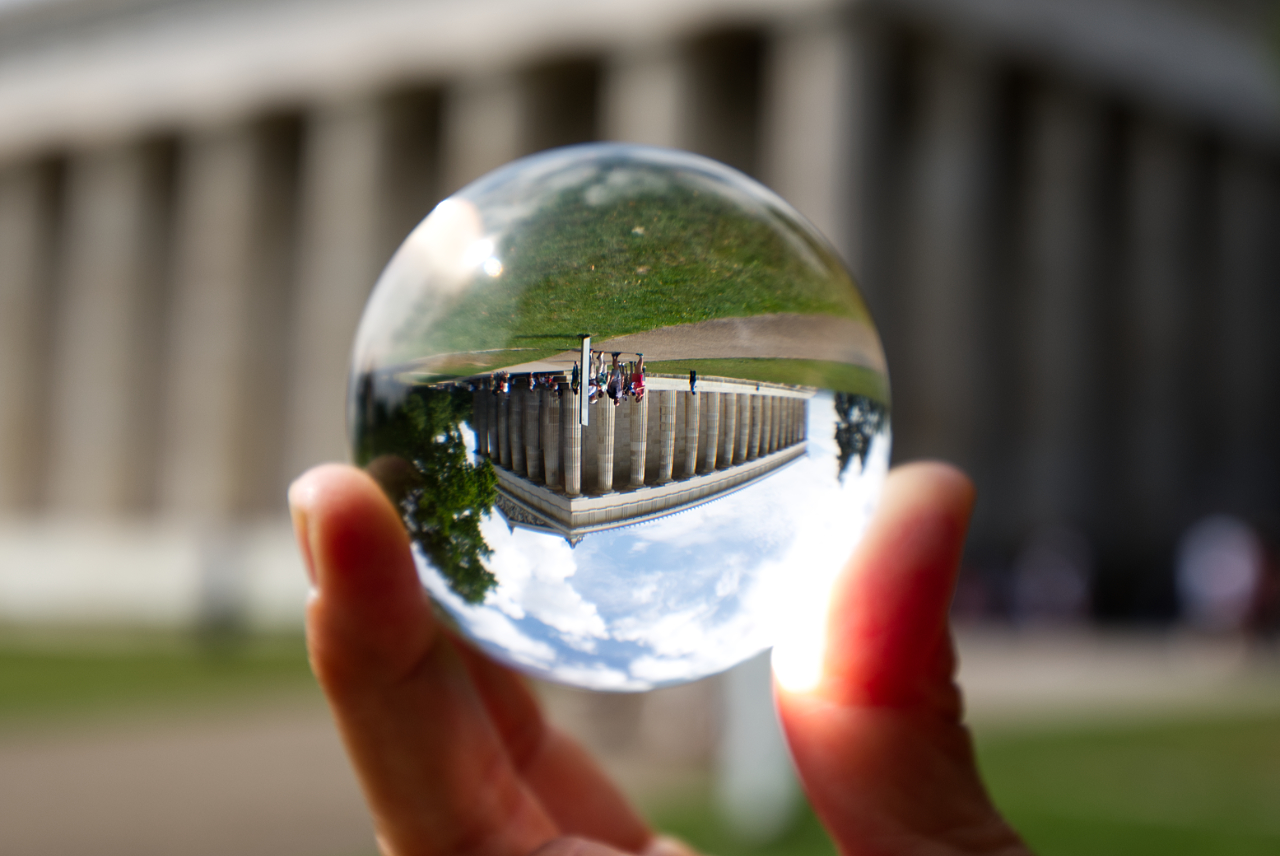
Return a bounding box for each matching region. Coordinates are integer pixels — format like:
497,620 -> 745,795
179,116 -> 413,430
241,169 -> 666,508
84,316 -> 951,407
349,143 -> 890,691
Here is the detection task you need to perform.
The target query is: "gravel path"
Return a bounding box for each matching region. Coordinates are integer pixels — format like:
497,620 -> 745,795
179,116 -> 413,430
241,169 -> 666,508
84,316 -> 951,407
497,313 -> 885,375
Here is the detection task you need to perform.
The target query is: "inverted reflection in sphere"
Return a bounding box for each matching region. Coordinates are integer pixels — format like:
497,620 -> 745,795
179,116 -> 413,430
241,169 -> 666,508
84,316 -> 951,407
349,144 -> 891,690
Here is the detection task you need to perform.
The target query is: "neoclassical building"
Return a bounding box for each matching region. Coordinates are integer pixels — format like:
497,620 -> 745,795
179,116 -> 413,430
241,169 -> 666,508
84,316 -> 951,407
472,375 -> 811,544
0,0 -> 1277,624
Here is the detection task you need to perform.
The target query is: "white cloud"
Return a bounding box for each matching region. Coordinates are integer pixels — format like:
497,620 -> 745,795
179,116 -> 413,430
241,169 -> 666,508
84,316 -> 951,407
480,516 -> 608,650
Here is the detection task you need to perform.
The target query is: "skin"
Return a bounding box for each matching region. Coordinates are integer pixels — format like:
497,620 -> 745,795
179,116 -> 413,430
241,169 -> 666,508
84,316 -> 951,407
289,461 -> 1033,856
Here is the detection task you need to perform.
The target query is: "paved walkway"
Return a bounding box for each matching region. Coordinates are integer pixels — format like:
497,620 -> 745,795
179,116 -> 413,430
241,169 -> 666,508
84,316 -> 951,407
0,697 -> 373,856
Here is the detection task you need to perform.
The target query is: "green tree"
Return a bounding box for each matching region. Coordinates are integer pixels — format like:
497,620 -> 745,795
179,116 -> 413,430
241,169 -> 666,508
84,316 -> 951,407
356,378 -> 499,603
833,393 -> 888,483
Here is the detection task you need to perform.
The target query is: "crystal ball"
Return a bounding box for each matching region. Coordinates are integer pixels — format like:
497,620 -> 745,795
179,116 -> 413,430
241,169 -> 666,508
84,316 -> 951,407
349,143 -> 890,691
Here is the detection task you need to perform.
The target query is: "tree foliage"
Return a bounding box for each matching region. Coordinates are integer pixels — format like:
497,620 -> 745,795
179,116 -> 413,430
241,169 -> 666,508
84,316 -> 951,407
355,377 -> 498,603
834,393 -> 888,483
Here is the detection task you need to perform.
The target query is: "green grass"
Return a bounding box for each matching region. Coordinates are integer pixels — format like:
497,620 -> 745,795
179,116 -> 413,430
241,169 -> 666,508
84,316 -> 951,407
647,787 -> 837,856
976,712 -> 1280,856
388,163 -> 872,365
0,632 -> 316,726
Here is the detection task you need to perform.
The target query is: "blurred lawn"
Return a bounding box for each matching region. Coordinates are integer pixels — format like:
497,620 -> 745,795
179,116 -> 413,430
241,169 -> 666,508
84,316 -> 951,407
3,635 -> 1278,856
0,632 -> 316,726
976,712 -> 1280,856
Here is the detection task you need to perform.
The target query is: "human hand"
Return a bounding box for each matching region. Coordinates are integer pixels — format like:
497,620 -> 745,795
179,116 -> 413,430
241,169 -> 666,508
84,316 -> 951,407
775,462 -> 1031,856
289,462 -> 1029,856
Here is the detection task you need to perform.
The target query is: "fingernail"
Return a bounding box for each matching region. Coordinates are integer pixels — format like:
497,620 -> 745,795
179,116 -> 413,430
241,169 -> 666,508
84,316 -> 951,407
288,474 -> 319,587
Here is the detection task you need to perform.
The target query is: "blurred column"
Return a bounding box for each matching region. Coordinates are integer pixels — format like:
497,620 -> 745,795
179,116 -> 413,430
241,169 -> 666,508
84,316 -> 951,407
524,384 -> 542,482
443,74 -> 525,193
498,393 -> 511,468
561,384 -> 581,495
159,121 -> 301,518
510,385 -> 526,475
699,392 -> 720,473
1021,86 -> 1108,530
761,14 -> 858,259
685,31 -> 766,177
682,392 -> 700,478
736,394 -> 750,463
542,386 -> 560,487
596,400 -> 616,493
657,390 -> 676,483
748,396 -> 763,459
46,141 -> 173,514
1212,152 -> 1280,512
721,394 -> 738,468
715,651 -> 799,842
629,394 -> 649,487
602,46 -> 689,147
896,44 -> 1000,479
1123,118 -> 1205,553
288,101 -> 388,477
0,161 -> 58,512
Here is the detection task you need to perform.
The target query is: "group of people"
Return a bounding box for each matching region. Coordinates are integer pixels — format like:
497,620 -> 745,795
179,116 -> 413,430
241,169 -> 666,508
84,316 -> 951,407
477,353 -> 647,408
482,371 -> 562,397
572,351 -> 646,406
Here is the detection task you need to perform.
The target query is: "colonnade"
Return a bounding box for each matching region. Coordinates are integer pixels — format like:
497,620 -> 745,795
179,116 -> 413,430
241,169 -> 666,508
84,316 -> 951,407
472,384 -> 807,496
0,0 -> 1276,618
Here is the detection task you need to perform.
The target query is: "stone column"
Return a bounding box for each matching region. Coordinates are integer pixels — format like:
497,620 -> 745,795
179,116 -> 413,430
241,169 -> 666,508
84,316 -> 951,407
774,397 -> 784,450
544,386 -> 561,488
721,393 -> 738,468
509,385 -> 526,475
762,15 -> 861,263
0,162 -> 57,512
474,388 -> 489,456
630,393 -> 649,487
487,393 -> 500,462
1122,118 -> 1203,552
699,392 -> 721,473
658,390 -> 677,484
1214,152 -> 1280,513
897,44 -> 1000,480
596,400 -> 617,493
524,384 -> 542,482
1021,84 -> 1108,530
602,47 -> 690,148
47,142 -> 172,514
288,101 -> 387,477
159,123 -> 301,518
735,394 -> 751,463
443,73 -> 526,193
748,396 -> 763,460
683,392 -> 700,478
760,396 -> 774,454
561,384 -> 581,496
498,393 -> 511,469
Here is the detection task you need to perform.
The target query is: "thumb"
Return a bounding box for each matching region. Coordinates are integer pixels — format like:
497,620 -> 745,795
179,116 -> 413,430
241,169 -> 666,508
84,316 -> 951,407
808,461 -> 974,709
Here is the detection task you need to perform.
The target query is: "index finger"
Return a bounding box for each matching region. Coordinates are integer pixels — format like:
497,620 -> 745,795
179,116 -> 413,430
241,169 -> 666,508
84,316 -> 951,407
291,463 -> 558,856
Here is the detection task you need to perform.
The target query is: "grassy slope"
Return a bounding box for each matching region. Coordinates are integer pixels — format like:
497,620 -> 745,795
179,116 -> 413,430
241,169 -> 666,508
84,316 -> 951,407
394,173 -> 873,364
977,712 -> 1280,856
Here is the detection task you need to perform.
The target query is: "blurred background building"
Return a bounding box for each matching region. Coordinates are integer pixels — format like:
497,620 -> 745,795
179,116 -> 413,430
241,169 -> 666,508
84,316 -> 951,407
1,1 -> 1279,853
2,0 -> 1277,629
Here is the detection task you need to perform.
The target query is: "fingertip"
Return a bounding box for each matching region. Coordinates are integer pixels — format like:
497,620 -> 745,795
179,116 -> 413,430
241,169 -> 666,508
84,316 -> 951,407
816,460 -> 975,706
297,462 -> 436,687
